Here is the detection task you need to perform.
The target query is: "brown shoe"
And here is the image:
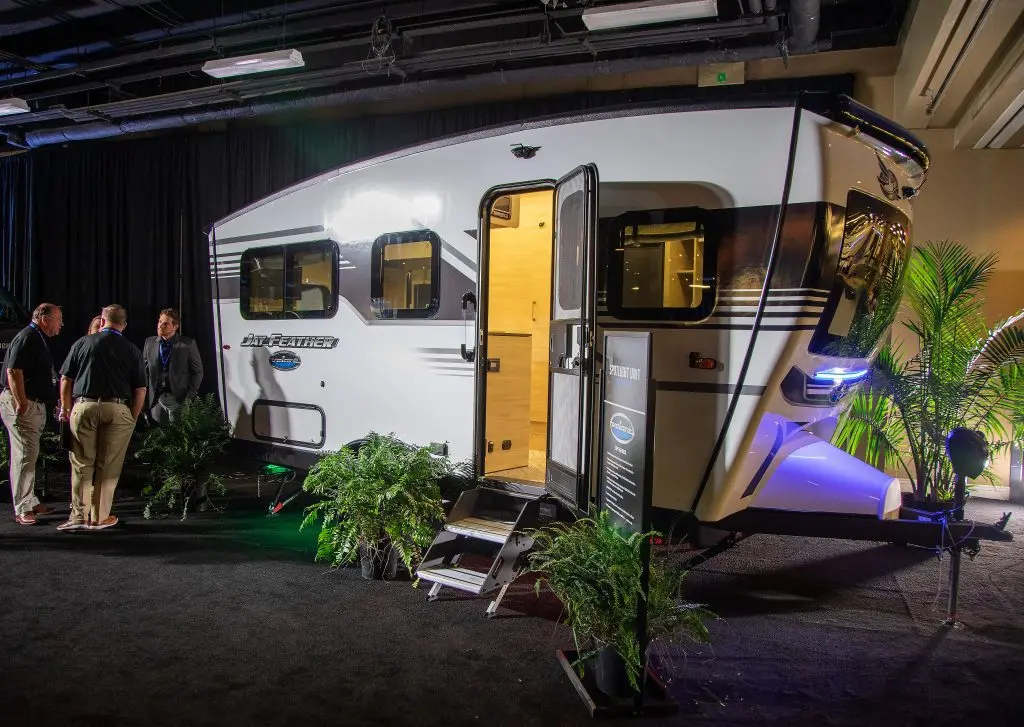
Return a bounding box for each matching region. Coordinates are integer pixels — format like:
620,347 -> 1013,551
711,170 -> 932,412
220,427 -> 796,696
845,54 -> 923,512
56,519 -> 86,532
15,513 -> 38,525
89,516 -> 118,530
33,504 -> 56,516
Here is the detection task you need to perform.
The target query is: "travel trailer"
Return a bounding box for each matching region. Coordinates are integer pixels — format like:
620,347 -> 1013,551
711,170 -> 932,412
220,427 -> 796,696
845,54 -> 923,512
209,92 -> 1010,603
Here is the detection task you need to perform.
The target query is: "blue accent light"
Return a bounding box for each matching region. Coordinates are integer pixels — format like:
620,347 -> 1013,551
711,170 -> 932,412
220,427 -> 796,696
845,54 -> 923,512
812,367 -> 869,384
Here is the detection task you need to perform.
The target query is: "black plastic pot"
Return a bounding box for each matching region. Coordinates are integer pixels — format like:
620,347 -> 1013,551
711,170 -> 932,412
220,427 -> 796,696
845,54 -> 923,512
592,643 -> 634,699
359,543 -> 399,581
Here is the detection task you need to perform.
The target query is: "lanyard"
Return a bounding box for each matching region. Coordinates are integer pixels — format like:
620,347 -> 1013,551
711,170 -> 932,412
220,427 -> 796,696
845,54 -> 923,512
100,327 -> 122,336
29,323 -> 56,383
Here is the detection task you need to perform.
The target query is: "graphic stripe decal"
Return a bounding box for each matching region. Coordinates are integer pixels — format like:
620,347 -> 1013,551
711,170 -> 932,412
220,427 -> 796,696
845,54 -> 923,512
214,225 -> 325,245
442,241 -> 477,272
656,382 -> 767,396
741,422 -> 787,498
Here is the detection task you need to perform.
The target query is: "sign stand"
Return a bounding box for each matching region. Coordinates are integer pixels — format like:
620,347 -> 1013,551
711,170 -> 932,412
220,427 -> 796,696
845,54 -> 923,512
558,331 -> 678,719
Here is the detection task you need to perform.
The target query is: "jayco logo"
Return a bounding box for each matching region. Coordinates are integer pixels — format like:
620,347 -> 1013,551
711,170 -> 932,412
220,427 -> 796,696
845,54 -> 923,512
609,412 -> 635,445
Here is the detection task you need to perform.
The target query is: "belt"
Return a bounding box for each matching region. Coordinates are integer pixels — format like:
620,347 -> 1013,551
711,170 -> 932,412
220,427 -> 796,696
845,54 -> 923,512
76,396 -> 129,405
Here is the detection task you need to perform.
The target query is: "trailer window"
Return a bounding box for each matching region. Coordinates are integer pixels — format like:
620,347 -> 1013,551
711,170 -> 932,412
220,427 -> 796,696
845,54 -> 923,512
606,209 -> 715,321
808,190 -> 910,358
371,230 -> 440,319
240,240 -> 339,320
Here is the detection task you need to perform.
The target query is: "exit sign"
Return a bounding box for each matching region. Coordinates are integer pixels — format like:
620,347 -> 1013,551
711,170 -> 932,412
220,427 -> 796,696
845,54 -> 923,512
698,62 -> 746,88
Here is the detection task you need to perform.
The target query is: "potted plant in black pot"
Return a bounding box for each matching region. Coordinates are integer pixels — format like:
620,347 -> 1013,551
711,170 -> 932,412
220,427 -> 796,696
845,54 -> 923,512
526,510 -> 715,699
834,241 -> 1024,507
135,394 -> 231,519
300,432 -> 446,581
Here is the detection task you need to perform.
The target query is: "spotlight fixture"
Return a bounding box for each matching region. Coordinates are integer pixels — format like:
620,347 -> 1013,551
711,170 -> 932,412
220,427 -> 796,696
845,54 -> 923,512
0,97 -> 30,116
581,0 -> 719,31
202,49 -> 305,79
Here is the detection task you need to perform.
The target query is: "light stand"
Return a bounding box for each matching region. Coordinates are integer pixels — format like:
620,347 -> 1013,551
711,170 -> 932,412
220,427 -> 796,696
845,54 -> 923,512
942,428 -> 989,629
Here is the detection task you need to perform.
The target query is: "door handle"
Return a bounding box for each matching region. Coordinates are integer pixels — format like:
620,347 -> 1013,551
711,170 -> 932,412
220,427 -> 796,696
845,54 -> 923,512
461,291 -> 477,362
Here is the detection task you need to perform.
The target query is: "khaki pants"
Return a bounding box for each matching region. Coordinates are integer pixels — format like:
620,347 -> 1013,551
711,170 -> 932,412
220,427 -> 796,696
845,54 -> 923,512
69,401 -> 136,524
0,389 -> 45,516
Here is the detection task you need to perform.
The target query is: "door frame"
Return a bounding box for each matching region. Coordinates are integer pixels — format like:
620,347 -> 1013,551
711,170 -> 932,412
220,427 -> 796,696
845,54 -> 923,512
472,179 -> 556,483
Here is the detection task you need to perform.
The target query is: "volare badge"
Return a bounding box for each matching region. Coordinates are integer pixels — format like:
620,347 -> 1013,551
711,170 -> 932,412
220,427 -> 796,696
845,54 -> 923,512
269,350 -> 301,371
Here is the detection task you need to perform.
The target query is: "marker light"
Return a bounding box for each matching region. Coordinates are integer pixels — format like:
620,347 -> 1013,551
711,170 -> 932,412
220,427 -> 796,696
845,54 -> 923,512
812,367 -> 869,384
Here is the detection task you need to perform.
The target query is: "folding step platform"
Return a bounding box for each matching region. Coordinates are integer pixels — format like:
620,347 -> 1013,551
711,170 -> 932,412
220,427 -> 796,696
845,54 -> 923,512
416,483 -> 560,617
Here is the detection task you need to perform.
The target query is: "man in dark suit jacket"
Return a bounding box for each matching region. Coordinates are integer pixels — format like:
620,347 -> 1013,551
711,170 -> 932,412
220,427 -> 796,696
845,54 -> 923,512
143,308 -> 203,425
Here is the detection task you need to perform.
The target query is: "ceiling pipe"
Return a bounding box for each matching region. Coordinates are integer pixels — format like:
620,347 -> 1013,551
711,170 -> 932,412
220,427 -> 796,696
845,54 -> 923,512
0,12 -> 782,127
0,0 -> 499,84
788,0 -> 821,51
15,39 -> 830,148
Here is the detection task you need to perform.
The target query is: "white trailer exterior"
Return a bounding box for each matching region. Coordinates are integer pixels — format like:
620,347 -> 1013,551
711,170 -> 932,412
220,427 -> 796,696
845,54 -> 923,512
209,93 -> 928,526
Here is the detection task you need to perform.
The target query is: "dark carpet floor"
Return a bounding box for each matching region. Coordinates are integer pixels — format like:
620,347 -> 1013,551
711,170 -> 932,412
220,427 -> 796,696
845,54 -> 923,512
1,475 -> 1022,727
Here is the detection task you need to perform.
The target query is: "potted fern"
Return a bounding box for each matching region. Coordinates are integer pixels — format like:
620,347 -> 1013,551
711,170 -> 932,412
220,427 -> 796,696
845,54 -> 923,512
526,510 -> 714,698
135,394 -> 231,519
300,432 -> 446,580
834,241 -> 1024,503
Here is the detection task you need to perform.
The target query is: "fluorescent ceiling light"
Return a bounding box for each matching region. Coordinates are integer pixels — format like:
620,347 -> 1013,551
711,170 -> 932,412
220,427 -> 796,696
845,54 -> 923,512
582,0 -> 718,31
202,49 -> 305,79
0,97 -> 30,116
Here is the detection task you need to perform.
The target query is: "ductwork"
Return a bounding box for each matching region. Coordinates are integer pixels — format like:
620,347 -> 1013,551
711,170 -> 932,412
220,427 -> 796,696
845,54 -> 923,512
788,0 -> 821,51
14,39 -> 830,148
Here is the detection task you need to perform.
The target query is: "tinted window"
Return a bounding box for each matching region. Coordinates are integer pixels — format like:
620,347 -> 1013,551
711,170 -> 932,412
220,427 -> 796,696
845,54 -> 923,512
808,190 -> 910,358
371,231 -> 440,319
240,240 -> 339,320
606,208 -> 716,321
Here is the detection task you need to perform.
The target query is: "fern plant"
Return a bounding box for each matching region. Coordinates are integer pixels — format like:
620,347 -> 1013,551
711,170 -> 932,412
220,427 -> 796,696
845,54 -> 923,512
300,432 -> 447,579
834,241 -> 1024,501
135,394 -> 231,519
526,510 -> 714,693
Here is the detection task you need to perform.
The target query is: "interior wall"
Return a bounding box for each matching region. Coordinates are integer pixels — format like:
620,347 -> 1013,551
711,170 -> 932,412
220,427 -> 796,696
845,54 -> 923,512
854,74 -> 1024,488
487,190 -> 553,424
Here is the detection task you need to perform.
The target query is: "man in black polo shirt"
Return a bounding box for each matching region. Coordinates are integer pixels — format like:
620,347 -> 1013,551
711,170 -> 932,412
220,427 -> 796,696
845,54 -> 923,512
56,304 -> 146,531
0,303 -> 63,525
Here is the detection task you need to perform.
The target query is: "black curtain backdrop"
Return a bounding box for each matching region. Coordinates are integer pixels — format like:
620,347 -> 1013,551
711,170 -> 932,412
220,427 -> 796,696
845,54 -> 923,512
0,75 -> 853,393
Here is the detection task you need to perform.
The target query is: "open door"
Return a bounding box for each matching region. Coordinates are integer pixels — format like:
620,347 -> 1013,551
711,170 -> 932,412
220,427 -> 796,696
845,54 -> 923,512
545,164 -> 599,512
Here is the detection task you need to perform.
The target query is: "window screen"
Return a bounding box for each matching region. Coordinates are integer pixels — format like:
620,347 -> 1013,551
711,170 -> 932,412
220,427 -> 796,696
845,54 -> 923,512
240,240 -> 339,320
555,191 -> 584,318
371,230 -> 440,319
607,209 -> 715,321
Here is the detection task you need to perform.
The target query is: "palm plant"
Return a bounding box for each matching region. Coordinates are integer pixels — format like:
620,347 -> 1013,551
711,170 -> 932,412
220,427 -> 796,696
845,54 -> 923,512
300,432 -> 447,580
525,510 -> 714,693
136,394 -> 231,518
834,240 -> 1024,502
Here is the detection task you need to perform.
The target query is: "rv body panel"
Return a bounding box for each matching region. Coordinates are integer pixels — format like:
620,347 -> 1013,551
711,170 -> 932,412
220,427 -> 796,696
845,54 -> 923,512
211,98 -> 921,524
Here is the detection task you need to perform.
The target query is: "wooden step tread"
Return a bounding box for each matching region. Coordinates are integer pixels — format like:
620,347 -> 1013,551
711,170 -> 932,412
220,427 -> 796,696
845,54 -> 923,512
445,516 -> 517,543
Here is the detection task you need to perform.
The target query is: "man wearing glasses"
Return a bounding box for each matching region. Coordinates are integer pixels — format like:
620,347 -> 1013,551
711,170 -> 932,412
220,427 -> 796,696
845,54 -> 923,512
0,303 -> 63,525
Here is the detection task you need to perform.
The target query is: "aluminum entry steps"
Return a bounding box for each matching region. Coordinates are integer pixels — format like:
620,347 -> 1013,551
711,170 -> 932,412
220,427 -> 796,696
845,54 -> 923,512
416,484 -> 557,617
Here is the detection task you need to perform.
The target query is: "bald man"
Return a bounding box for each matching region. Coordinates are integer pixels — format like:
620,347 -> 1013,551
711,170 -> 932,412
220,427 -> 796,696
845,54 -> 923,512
0,302 -> 63,525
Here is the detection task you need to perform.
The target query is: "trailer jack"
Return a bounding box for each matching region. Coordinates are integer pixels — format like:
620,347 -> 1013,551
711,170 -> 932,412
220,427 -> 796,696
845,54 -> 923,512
258,464 -> 300,516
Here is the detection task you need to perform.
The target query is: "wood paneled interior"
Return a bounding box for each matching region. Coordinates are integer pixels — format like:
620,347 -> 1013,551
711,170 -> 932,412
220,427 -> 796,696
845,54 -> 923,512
382,240 -> 432,310
490,422 -> 548,484
487,190 -> 554,425
483,332 -> 532,475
